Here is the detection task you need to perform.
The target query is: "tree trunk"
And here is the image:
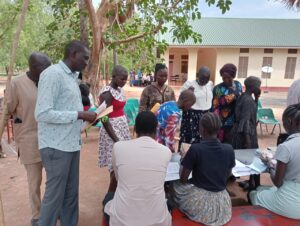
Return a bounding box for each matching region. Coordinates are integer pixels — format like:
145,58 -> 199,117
84,0 -> 111,99
0,193 -> 4,226
0,0 -> 30,156
78,0 -> 89,47
113,50 -> 118,67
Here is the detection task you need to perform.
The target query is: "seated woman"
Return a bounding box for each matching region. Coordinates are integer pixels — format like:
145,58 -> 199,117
250,103 -> 300,219
172,112 -> 235,225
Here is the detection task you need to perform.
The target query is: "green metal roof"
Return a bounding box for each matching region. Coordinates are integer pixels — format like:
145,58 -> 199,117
161,18 -> 300,47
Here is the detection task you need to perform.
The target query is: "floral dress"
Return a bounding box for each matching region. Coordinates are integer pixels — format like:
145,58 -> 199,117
212,80 -> 242,143
98,86 -> 131,172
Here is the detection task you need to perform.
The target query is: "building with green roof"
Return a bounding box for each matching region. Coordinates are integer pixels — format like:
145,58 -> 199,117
161,18 -> 300,89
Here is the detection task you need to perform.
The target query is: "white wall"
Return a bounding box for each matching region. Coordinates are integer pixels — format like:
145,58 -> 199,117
216,48 -> 300,88
197,48 -> 217,83
166,47 -> 300,88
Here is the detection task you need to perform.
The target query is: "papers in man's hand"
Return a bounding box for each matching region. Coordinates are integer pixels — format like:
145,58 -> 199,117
232,157 -> 267,177
80,102 -> 113,132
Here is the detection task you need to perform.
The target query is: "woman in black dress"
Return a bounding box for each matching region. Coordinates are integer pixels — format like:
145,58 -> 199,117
232,76 -> 261,190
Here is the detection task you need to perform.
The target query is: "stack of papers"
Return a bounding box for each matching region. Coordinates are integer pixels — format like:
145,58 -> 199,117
165,162 -> 180,182
232,157 -> 267,177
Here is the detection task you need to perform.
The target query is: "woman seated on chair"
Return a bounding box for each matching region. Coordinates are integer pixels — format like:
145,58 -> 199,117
250,103 -> 300,220
172,112 -> 235,225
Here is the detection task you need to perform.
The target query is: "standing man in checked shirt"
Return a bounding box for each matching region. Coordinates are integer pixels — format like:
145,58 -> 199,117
35,40 -> 96,226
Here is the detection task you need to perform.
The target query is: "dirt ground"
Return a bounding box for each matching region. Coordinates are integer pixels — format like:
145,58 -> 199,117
0,84 -> 287,226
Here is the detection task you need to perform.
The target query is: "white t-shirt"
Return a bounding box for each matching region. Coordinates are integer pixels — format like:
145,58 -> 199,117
275,133 -> 300,183
287,79 -> 300,106
105,136 -> 172,226
180,80 -> 214,110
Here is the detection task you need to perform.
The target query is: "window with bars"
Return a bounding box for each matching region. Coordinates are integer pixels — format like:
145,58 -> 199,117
261,57 -> 273,79
264,49 -> 273,54
285,57 -> 297,79
181,55 -> 188,60
288,49 -> 298,54
238,56 -> 249,78
240,48 -> 249,53
181,61 -> 188,73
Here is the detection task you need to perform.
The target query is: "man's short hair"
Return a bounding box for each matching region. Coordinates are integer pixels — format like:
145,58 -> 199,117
64,40 -> 88,59
135,111 -> 158,135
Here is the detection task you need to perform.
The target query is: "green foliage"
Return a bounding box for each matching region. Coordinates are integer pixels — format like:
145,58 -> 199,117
0,0 -> 232,73
42,0 -> 82,62
0,0 -> 53,70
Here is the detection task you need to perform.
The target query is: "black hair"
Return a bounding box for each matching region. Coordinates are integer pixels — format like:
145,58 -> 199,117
28,52 -> 51,68
282,103 -> 300,126
197,66 -> 210,77
200,112 -> 221,135
244,76 -> 261,90
64,40 -> 88,59
112,65 -> 128,78
78,72 -> 83,81
79,83 -> 90,97
135,111 -> 158,135
82,96 -> 91,107
154,63 -> 167,76
178,89 -> 196,104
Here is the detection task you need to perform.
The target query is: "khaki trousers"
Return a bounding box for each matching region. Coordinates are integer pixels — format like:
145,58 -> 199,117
24,162 -> 43,220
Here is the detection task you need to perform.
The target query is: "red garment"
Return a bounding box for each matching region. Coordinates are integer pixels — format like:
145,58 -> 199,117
109,99 -> 126,118
83,105 -> 90,111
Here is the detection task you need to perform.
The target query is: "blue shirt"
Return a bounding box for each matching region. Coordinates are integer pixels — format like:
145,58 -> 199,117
157,101 -> 181,129
35,61 -> 83,152
182,139 -> 235,192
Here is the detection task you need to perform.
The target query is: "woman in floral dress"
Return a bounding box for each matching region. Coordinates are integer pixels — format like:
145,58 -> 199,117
98,65 -> 131,192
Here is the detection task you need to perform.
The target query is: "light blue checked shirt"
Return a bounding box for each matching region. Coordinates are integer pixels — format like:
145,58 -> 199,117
35,61 -> 83,152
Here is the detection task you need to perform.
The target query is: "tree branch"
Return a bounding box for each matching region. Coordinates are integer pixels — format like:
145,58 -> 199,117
0,0 -> 30,152
106,0 -> 182,45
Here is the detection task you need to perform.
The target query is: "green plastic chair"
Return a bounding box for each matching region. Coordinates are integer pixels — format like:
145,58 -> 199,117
257,99 -> 262,109
124,103 -> 137,127
257,108 -> 281,135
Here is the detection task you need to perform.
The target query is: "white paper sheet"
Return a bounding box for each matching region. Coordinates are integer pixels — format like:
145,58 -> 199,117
165,161 -> 192,182
232,159 -> 261,177
167,162 -> 180,174
247,157 -> 267,173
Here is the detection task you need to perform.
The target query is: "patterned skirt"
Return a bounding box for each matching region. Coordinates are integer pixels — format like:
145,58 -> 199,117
180,109 -> 208,144
98,115 -> 131,172
172,181 -> 232,226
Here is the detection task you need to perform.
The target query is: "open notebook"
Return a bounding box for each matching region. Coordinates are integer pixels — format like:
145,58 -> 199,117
81,103 -> 113,132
